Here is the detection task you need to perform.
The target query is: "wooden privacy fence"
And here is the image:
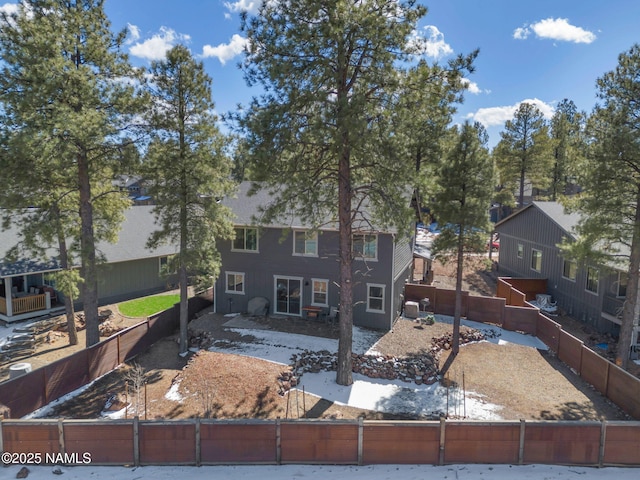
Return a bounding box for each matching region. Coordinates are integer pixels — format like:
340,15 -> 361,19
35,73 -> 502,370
1,418 -> 639,467
0,290 -> 213,419
404,282 -> 640,420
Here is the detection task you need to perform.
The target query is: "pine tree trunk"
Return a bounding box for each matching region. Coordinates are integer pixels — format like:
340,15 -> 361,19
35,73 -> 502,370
78,150 -> 99,347
336,138 -> 353,386
452,233 -> 465,355
53,205 -> 78,346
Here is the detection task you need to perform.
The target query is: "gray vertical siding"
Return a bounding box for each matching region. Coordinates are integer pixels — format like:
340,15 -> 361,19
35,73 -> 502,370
216,227 -> 401,330
96,257 -> 171,305
496,205 -> 617,333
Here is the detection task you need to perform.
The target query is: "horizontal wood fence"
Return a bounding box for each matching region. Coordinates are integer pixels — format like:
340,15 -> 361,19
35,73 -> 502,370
0,290 -> 213,419
405,281 -> 640,420
1,418 -> 639,467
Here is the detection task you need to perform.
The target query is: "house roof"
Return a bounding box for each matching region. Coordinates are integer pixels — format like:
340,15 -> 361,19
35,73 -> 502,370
495,201 -> 582,239
0,206 -> 177,277
223,181 -> 401,233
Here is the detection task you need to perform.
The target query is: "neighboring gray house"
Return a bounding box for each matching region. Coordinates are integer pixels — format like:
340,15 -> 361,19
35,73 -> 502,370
215,183 -> 414,331
495,202 -> 639,350
0,206 -> 177,323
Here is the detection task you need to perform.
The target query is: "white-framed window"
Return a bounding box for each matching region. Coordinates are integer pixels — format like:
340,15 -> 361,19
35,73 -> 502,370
232,227 -> 258,252
586,266 -> 599,294
274,276 -> 302,315
562,259 -> 577,281
517,243 -> 524,259
531,249 -> 542,272
225,271 -> 245,294
293,230 -> 318,256
367,283 -> 385,313
311,278 -> 329,307
617,272 -> 628,298
353,233 -> 378,260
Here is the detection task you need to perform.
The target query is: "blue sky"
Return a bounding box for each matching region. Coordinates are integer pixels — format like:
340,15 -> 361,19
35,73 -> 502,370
3,0 -> 640,147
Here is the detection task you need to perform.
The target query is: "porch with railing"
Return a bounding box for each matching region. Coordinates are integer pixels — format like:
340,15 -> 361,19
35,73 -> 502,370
0,293 -> 48,316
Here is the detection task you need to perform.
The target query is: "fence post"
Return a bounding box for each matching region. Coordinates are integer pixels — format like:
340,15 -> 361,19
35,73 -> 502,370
195,417 -> 201,467
133,416 -> 140,466
599,421 -> 607,467
518,419 -> 526,464
0,420 -> 4,453
357,417 -> 363,466
439,417 -> 446,465
58,419 -> 65,455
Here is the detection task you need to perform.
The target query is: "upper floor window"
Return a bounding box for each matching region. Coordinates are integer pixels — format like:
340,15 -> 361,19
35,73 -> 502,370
517,243 -> 524,259
586,266 -> 599,294
353,233 -> 377,260
293,230 -> 318,256
531,249 -> 542,272
233,227 -> 258,252
562,259 -> 577,281
617,272 -> 627,298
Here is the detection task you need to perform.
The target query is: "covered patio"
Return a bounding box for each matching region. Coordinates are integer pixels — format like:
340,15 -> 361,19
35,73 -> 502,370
0,272 -> 62,323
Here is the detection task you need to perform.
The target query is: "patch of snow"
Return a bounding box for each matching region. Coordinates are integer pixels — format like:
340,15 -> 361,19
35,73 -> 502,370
165,381 -> 184,402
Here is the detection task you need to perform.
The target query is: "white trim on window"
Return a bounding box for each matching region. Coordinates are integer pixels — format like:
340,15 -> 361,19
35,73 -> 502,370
273,275 -> 303,316
311,278 -> 329,307
366,283 -> 385,313
231,227 -> 259,252
517,243 -> 524,259
293,230 -> 318,257
617,271 -> 628,298
353,233 -> 378,261
530,249 -> 542,273
225,271 -> 245,294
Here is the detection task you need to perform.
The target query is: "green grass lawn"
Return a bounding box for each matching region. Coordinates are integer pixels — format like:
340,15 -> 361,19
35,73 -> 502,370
117,293 -> 180,317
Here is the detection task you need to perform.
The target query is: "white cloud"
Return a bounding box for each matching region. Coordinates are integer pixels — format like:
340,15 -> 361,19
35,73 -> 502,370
126,23 -> 140,45
224,0 -> 261,15
467,98 -> 555,127
513,17 -> 596,44
129,27 -> 191,61
0,2 -> 19,16
408,25 -> 453,59
461,78 -> 489,95
202,34 -> 248,65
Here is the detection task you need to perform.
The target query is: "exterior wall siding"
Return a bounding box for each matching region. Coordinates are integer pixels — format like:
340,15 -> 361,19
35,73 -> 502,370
96,257 -> 171,306
216,227 -> 398,330
496,205 -> 618,334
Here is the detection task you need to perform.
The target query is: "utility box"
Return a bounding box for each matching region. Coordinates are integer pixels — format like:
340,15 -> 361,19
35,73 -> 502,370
404,301 -> 419,319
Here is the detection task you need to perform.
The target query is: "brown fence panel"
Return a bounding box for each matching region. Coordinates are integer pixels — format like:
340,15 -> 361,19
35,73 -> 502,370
200,421 -> 277,464
139,422 -> 196,465
536,314 -> 561,352
2,421 -> 60,454
44,350 -> 90,405
64,421 -> 134,465
0,369 -> 46,418
147,310 -> 178,344
280,421 -> 358,464
557,331 -> 584,374
509,288 -> 526,307
580,347 -> 610,395
602,422 -> 640,465
496,278 -> 512,300
433,289 -> 468,317
88,336 -> 120,381
444,422 -> 520,464
404,283 -> 437,304
361,422 -> 439,464
188,289 -> 213,319
501,278 -> 548,301
503,306 -> 537,335
117,322 -> 150,363
523,423 -> 601,465
606,365 -> 640,419
466,296 -> 505,326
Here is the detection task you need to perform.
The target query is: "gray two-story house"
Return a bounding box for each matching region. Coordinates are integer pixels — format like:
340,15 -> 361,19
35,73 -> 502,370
215,183 -> 414,331
495,202 -> 639,351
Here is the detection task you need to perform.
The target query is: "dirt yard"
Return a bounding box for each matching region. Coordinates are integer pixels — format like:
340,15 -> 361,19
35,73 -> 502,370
2,254 -> 634,421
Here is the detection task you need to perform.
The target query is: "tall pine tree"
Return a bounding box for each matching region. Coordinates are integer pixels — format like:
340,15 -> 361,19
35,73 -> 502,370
144,45 -> 235,355
0,0 -> 147,346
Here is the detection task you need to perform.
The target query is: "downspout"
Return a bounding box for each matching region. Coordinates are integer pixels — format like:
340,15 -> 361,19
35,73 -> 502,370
390,233 -> 396,331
